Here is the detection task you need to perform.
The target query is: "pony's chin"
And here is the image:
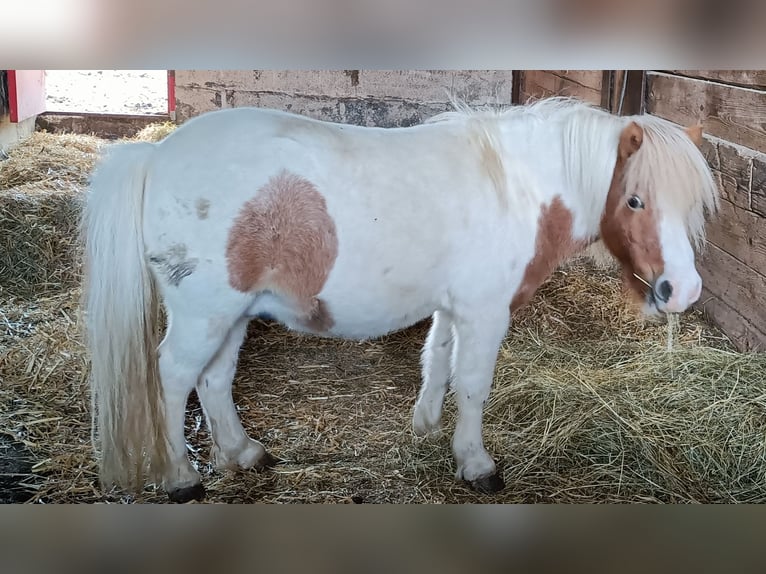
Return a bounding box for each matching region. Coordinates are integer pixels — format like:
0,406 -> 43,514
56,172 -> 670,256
641,299 -> 663,318
640,291 -> 672,322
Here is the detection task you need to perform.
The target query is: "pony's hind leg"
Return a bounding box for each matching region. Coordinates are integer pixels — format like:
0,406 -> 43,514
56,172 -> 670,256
196,317 -> 277,472
412,310 -> 455,437
450,306 -> 510,493
158,310 -> 242,503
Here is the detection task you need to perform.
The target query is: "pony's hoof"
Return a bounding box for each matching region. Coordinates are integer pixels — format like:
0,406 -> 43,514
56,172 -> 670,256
167,483 -> 206,503
212,439 -> 280,472
255,450 -> 280,470
469,472 -> 505,494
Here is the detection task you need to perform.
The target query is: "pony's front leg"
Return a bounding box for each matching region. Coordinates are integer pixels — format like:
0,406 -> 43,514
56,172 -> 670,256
412,310 -> 455,436
451,306 -> 509,493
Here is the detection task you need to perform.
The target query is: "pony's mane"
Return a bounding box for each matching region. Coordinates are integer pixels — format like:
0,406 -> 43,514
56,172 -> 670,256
625,114 -> 720,249
427,97 -> 719,247
425,97 -> 620,222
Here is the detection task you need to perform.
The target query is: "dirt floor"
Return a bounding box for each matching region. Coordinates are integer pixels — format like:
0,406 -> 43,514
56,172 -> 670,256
2,126 -> 766,505
44,70 -> 167,115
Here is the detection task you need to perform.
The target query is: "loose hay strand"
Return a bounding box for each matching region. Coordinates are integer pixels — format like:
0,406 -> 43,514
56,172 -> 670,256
667,313 -> 678,352
2,126 -> 766,503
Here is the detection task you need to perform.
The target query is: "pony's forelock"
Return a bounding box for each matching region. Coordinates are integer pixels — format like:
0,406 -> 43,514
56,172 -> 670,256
624,114 -> 720,249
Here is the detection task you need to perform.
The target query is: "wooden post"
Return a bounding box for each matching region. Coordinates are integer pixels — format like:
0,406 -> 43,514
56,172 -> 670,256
601,70 -> 614,111
511,71 -> 522,104
616,70 -> 646,116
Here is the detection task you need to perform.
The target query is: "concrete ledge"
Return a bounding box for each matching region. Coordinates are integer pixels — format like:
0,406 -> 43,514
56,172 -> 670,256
0,114 -> 36,150
36,112 -> 173,140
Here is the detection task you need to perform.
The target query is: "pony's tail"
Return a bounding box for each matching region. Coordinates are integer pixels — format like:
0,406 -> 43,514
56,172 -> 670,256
80,141 -> 169,492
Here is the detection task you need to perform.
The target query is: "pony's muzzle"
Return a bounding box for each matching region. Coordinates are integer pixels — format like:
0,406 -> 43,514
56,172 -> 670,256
653,271 -> 702,314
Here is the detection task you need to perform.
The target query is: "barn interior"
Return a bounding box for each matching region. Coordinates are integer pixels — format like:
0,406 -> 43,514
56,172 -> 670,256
1,70 -> 765,504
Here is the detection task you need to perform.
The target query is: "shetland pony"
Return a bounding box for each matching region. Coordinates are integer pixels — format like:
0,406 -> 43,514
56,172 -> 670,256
81,97 -> 718,502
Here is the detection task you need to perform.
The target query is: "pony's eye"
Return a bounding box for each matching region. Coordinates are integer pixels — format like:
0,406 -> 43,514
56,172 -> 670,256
627,195 -> 644,210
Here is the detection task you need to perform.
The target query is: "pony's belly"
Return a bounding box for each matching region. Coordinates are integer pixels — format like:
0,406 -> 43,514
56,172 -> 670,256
248,288 -> 438,341
319,277 -> 444,339
325,304 -> 436,340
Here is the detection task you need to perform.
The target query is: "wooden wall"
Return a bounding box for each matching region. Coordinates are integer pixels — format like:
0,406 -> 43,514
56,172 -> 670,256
645,71 -> 766,352
174,70 -> 515,126
515,70 -> 766,352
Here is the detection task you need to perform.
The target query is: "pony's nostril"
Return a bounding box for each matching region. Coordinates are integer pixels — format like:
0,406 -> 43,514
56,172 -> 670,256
655,280 -> 673,303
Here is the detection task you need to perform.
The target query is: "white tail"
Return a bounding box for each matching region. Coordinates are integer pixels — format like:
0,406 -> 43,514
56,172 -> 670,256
81,142 -> 169,491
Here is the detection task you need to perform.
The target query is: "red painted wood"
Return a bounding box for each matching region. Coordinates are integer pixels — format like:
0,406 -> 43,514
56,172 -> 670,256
8,70 -> 46,123
167,70 -> 176,113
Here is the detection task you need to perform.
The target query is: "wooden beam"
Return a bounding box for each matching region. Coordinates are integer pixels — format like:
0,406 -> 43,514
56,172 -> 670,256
601,70 -> 614,111
621,70 -> 645,115
669,70 -> 766,91
511,70 -> 522,105
646,71 -> 766,154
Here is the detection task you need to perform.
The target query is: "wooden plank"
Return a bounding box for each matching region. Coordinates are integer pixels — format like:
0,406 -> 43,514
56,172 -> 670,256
520,70 -> 603,106
553,70 -> 603,91
752,155 -> 766,218
698,242 -> 766,335
670,70 -> 766,90
520,70 -> 558,101
646,72 -> 766,154
697,287 -> 766,352
550,70 -> 603,105
700,135 -> 766,217
706,198 -> 766,274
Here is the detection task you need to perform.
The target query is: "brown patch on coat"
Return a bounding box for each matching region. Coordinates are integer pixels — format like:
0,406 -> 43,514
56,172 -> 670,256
195,198 -> 210,220
226,170 -> 338,330
511,197 -> 589,312
599,121 -> 664,302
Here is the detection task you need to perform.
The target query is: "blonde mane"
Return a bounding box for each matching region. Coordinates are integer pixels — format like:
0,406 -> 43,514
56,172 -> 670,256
427,97 -> 719,246
426,97 -> 619,217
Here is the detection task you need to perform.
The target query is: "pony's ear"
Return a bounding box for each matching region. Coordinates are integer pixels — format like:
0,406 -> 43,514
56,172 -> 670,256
685,123 -> 704,147
618,121 -> 644,161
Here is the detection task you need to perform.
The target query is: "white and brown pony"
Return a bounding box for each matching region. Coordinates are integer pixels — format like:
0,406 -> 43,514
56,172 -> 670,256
81,97 -> 718,502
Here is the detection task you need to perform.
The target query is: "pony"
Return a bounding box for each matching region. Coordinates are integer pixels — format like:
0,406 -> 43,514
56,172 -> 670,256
81,97 -> 719,502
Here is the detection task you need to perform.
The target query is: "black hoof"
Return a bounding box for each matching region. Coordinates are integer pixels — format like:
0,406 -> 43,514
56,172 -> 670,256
255,450 -> 280,470
469,472 -> 505,494
167,483 -> 206,503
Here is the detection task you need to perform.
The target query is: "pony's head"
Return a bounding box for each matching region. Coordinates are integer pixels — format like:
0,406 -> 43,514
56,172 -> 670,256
599,117 -> 719,316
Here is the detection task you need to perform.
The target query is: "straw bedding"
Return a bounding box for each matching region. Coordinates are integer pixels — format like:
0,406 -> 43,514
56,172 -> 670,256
2,124 -> 765,504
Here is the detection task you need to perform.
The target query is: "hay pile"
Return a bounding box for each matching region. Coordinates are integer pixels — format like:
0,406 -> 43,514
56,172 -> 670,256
133,121 -> 176,143
2,124 -> 766,504
0,132 -> 102,299
0,122 -> 176,300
